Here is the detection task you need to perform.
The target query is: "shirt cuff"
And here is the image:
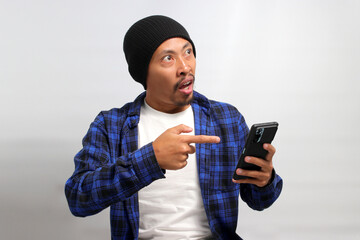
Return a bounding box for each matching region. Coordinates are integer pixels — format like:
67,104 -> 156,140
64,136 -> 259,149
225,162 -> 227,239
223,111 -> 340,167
130,142 -> 165,186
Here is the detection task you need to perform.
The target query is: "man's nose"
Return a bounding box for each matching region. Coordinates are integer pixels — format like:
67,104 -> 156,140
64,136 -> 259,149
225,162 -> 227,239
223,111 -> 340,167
177,57 -> 191,76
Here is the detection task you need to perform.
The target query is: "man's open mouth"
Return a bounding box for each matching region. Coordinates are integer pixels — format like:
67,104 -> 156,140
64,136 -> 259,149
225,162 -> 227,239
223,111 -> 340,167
177,77 -> 194,95
179,80 -> 193,90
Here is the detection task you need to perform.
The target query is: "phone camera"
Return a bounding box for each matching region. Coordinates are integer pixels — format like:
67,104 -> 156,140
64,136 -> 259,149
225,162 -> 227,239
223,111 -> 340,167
254,128 -> 264,143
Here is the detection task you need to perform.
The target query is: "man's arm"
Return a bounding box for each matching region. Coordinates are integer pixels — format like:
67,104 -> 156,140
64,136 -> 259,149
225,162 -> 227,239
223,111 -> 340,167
64,113 -> 164,217
233,115 -> 283,211
238,170 -> 283,211
234,143 -> 283,211
65,116 -> 220,217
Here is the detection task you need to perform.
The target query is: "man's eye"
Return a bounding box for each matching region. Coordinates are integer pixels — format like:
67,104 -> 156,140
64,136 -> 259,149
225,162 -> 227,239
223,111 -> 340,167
185,49 -> 192,55
162,56 -> 172,62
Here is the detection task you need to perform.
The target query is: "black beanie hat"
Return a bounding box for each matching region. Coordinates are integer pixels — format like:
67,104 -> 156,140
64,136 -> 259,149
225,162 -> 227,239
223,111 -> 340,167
123,15 -> 196,89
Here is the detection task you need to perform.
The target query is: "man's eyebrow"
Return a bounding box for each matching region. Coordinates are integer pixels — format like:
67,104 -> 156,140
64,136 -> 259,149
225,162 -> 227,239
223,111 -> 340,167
160,49 -> 176,55
182,42 -> 191,50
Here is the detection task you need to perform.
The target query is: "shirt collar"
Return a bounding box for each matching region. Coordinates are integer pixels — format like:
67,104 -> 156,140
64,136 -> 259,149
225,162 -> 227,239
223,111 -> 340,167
192,91 -> 211,116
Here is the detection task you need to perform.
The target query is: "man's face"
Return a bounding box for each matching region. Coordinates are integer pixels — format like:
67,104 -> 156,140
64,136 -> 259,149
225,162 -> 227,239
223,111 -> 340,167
145,37 -> 196,113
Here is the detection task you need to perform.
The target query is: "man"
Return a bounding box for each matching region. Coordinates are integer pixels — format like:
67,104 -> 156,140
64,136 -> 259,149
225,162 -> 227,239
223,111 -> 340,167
65,15 -> 283,240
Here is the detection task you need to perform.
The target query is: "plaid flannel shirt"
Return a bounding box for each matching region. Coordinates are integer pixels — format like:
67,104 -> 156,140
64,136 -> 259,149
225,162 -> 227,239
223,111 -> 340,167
65,91 -> 283,240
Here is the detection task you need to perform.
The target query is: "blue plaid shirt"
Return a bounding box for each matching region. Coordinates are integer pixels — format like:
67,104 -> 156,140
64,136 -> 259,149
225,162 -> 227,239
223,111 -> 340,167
65,91 -> 283,240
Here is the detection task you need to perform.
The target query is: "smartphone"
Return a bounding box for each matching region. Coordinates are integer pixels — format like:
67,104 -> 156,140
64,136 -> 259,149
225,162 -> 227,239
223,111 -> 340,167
233,122 -> 279,180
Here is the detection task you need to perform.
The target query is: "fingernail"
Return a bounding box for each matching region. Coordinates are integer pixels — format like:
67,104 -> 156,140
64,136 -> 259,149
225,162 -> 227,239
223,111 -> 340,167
245,157 -> 251,162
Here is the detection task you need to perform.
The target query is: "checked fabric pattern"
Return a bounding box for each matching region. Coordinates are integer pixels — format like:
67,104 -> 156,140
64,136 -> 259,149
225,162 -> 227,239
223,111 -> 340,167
65,91 -> 283,240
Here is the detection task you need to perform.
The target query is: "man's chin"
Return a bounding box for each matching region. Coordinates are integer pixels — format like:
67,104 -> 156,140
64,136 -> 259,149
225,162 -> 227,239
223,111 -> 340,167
175,93 -> 194,107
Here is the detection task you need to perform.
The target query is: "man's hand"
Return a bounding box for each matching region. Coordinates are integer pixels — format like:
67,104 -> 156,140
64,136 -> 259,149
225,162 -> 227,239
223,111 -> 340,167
153,124 -> 220,170
232,144 -> 276,187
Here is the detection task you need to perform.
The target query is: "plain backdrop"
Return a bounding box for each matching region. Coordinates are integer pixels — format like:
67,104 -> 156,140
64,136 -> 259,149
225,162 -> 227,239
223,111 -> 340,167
1,0 -> 360,239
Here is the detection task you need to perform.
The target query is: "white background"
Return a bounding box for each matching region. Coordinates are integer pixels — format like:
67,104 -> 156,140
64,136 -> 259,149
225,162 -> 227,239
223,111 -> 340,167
1,0 -> 359,239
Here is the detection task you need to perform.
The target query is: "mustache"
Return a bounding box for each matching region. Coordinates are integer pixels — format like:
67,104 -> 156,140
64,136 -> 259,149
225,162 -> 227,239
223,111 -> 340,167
173,74 -> 195,92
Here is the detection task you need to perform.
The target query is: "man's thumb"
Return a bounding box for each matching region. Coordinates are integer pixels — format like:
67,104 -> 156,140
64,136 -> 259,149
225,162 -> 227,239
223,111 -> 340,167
171,124 -> 193,134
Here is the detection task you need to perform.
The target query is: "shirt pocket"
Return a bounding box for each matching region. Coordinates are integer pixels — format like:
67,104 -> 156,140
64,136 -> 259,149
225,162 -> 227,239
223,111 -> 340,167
209,145 -> 239,191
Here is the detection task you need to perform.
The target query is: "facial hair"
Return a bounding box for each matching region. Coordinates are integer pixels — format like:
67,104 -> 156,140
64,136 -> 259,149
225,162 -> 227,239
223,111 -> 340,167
173,74 -> 195,107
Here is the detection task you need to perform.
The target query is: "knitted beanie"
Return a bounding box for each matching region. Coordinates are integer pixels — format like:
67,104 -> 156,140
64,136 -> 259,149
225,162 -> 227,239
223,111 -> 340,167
123,15 -> 196,89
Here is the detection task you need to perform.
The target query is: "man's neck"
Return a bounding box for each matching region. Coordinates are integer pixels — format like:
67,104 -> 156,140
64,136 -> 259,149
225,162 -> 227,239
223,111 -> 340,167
144,98 -> 191,114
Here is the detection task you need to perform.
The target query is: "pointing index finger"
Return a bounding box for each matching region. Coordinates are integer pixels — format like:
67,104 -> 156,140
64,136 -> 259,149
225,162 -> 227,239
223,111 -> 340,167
182,135 -> 220,144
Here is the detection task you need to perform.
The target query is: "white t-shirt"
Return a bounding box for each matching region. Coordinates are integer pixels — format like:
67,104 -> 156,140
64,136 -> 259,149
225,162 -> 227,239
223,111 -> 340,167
137,100 -> 212,240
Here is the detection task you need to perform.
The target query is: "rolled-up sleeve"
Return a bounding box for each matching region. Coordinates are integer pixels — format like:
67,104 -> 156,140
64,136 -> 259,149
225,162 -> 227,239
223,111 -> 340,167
240,171 -> 283,211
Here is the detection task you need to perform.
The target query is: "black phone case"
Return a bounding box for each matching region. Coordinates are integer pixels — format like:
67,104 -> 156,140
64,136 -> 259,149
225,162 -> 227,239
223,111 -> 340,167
233,122 -> 278,180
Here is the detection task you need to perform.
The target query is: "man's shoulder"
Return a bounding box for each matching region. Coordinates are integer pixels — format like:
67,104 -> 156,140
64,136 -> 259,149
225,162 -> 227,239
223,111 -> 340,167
208,100 -> 243,124
193,91 -> 240,114
101,102 -> 132,116
193,91 -> 244,126
209,99 -> 239,112
94,92 -> 146,125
